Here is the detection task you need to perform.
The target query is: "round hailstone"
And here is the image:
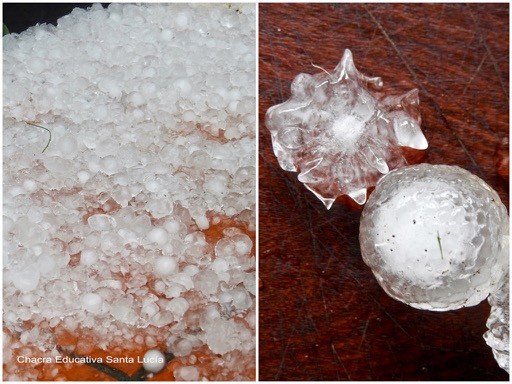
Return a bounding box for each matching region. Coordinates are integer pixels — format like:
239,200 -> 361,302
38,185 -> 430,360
359,164 -> 509,311
80,249 -> 98,266
142,349 -> 166,373
153,256 -> 177,277
81,293 -> 103,314
173,338 -> 193,357
146,228 -> 169,246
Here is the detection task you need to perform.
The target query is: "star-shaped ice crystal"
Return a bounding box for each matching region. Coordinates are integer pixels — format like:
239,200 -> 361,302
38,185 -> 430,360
266,49 -> 428,208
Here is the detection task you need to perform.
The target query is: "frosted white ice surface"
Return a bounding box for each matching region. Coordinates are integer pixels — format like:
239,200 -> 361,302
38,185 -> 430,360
153,256 -> 178,277
172,338 -> 193,357
146,228 -> 169,246
203,316 -> 255,356
167,298 -> 190,321
174,366 -> 199,381
266,49 -> 427,208
87,214 -> 116,231
360,164 -> 509,311
194,270 -> 220,296
3,3 -> 255,380
142,349 -> 166,373
219,287 -> 253,311
81,293 -> 103,314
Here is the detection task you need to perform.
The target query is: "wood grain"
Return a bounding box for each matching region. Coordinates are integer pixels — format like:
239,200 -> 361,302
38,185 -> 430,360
259,3 -> 509,381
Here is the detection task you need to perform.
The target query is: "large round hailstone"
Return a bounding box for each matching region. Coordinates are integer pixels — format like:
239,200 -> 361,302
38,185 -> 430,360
153,256 -> 177,277
359,164 -> 509,311
81,292 -> 103,314
142,349 -> 166,373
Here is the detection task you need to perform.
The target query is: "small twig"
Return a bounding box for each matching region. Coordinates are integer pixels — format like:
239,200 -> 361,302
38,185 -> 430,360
26,121 -> 51,153
56,345 -> 174,381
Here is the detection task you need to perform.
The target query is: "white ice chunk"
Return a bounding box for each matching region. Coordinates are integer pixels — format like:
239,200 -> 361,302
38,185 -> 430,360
234,234 -> 253,255
81,293 -> 103,314
150,311 -> 174,327
204,176 -> 228,197
174,366 -> 199,381
183,265 -> 199,277
195,215 -> 209,230
204,318 -> 242,354
146,228 -> 169,246
193,270 -> 219,296
167,297 -> 190,320
88,214 -> 116,231
142,349 -> 166,373
171,273 -> 194,291
484,251 -> 510,373
80,249 -> 98,266
212,258 -> 229,273
230,287 -> 252,310
110,297 -> 138,325
153,256 -> 177,277
173,338 -> 193,357
27,57 -> 46,74
11,264 -> 40,293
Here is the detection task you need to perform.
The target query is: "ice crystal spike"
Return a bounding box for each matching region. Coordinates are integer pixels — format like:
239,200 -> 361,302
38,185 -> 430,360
359,164 -> 509,312
266,49 -> 428,209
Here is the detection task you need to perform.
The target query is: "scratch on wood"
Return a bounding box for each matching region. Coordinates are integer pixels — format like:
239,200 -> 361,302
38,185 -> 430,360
462,52 -> 487,96
358,319 -> 370,350
331,343 -> 351,380
466,5 -> 508,101
363,6 -> 422,89
363,6 -> 487,181
319,280 -> 328,311
369,294 -> 411,338
275,298 -> 306,379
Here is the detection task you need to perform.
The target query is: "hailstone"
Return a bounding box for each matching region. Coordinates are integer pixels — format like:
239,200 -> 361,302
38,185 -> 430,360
359,164 -> 509,311
484,263 -> 510,372
266,49 -> 428,208
142,349 -> 166,373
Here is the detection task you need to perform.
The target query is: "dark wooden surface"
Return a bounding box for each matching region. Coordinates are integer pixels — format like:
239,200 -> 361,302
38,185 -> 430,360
259,3 -> 509,381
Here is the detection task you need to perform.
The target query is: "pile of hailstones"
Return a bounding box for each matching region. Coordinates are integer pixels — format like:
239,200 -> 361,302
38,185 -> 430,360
3,2 -> 256,381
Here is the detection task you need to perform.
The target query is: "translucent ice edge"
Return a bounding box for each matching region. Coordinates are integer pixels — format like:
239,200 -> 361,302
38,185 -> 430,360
484,236 -> 510,373
266,49 -> 428,208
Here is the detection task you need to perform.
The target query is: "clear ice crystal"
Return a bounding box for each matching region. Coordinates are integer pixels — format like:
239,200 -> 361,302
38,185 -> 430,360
359,164 -> 509,311
484,246 -> 510,373
266,49 -> 428,208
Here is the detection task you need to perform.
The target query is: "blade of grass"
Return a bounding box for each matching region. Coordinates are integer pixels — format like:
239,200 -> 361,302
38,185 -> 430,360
26,122 -> 51,153
436,230 -> 444,260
